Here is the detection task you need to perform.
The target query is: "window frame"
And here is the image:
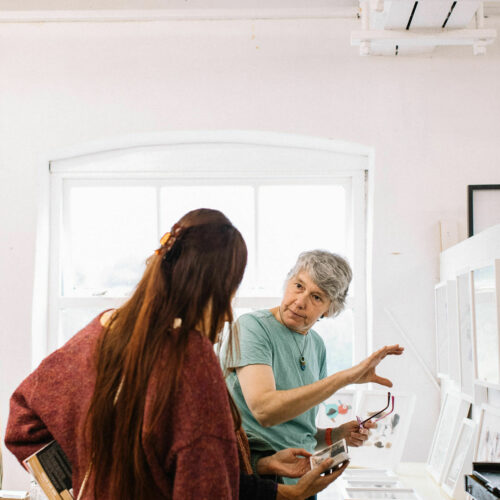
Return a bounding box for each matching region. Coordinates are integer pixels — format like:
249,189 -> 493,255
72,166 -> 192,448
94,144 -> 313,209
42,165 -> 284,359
39,132 -> 371,368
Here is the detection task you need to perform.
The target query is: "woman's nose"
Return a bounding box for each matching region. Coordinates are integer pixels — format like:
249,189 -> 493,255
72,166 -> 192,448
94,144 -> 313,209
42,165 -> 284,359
294,296 -> 306,308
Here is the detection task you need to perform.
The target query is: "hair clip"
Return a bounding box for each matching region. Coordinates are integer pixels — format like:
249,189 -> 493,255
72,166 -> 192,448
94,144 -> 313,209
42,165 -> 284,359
155,224 -> 184,256
155,232 -> 172,255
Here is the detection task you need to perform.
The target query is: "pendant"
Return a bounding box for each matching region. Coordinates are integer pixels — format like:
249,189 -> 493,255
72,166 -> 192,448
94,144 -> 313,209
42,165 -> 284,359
300,356 -> 306,371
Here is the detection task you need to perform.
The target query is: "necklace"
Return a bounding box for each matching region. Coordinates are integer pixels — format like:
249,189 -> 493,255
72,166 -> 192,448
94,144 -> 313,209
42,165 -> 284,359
279,307 -> 308,371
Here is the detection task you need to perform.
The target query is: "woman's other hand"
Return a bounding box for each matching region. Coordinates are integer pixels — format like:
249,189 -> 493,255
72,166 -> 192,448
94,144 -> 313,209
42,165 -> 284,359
257,448 -> 311,478
276,459 -> 348,500
337,420 -> 375,447
347,344 -> 404,387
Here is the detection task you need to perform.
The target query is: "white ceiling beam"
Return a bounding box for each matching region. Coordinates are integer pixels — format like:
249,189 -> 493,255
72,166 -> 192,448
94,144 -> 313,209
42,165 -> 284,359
0,7 -> 359,23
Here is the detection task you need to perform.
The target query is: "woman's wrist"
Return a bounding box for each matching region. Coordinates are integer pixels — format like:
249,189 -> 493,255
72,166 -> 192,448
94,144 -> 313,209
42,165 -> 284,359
331,426 -> 343,443
337,367 -> 354,386
276,484 -> 298,500
327,368 -> 352,393
256,454 -> 273,475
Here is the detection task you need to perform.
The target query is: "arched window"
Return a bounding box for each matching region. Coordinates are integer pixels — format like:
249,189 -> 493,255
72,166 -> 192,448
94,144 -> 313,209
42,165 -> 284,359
40,131 -> 371,375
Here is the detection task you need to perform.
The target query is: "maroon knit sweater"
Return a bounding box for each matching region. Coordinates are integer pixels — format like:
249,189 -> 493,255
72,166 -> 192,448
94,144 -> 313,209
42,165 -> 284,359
5,313 -> 240,499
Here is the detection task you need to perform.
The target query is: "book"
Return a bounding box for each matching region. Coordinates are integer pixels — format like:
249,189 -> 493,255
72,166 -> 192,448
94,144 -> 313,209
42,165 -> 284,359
310,438 -> 350,472
23,441 -> 73,500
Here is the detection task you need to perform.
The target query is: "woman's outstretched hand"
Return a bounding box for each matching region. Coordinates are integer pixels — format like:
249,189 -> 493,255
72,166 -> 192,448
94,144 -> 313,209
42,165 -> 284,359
347,344 -> 404,387
276,459 -> 348,500
257,448 -> 311,478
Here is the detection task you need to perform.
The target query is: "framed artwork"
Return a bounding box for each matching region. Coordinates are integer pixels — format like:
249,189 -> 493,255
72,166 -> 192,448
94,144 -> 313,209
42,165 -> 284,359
344,487 -> 421,499
343,478 -> 403,489
317,390 -> 355,428
342,468 -> 396,479
447,280 -> 460,383
472,261 -> 500,387
457,272 -> 475,398
475,404 -> 500,462
426,392 -> 471,484
316,391 -> 356,429
442,418 -> 476,500
467,184 -> 500,236
434,280 -> 459,379
349,391 -> 416,470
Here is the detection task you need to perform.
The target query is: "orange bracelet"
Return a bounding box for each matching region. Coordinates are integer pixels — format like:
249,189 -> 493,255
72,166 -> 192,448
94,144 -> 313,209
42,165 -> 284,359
325,427 -> 333,446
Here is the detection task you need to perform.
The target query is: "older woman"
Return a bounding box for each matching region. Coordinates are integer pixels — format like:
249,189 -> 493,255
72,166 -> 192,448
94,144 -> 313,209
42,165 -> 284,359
223,250 -> 404,487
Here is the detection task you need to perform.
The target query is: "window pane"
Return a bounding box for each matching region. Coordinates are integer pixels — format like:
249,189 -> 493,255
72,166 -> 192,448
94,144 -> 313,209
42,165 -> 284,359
65,186 -> 157,296
313,309 -> 354,375
160,186 -> 255,292
257,185 -> 347,295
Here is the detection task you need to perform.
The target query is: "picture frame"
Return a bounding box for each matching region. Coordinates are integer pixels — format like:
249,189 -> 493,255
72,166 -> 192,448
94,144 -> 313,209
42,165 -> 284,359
442,418 -> 476,500
349,391 -> 416,470
456,271 -> 475,398
317,390 -> 356,428
435,282 -> 450,378
342,468 -> 396,479
434,280 -> 459,381
344,487 -> 421,499
343,478 -> 403,489
467,184 -> 500,237
426,391 -> 471,484
471,260 -> 500,388
474,404 -> 500,462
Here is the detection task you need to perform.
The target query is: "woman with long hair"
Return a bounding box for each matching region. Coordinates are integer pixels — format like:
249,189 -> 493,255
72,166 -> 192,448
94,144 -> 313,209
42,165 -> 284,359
6,208 -> 343,499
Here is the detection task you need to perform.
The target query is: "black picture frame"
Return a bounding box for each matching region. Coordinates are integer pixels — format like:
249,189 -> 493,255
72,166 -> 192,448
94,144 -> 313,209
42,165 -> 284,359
468,184 -> 500,237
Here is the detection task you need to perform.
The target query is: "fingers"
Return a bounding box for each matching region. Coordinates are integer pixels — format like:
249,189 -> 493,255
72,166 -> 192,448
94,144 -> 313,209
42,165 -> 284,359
329,460 -> 349,479
381,344 -> 404,355
371,344 -> 404,361
363,421 -> 377,430
372,375 -> 393,387
303,459 -> 349,496
348,430 -> 369,447
290,447 -> 312,458
310,458 -> 334,477
321,460 -> 349,484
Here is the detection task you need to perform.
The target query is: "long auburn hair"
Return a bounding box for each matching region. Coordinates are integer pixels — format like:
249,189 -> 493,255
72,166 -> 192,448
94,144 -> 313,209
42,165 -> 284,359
84,208 -> 247,499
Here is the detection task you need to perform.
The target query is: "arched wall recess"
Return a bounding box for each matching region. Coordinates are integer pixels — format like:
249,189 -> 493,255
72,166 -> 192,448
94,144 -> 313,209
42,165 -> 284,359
33,131 -> 374,369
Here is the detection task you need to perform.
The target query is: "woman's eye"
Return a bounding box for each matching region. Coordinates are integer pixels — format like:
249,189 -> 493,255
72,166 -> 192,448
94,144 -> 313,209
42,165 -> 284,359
295,283 -> 302,289
313,295 -> 322,302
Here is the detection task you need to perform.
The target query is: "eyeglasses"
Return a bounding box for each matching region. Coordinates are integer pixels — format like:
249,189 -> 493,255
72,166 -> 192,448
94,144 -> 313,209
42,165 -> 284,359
356,392 -> 395,428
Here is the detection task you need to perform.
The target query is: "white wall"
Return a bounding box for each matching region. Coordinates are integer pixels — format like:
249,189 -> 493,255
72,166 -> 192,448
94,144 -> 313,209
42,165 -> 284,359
1,17 -> 500,489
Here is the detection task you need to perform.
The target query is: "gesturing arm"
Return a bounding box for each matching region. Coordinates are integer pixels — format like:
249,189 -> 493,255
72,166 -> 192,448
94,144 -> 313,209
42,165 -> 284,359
236,344 -> 404,427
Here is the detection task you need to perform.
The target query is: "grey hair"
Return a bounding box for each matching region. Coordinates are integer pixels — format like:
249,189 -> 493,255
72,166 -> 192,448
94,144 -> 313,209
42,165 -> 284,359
285,250 -> 352,318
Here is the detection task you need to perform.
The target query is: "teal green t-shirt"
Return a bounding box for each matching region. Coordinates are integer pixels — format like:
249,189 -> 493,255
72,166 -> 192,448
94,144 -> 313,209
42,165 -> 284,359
222,310 -> 327,483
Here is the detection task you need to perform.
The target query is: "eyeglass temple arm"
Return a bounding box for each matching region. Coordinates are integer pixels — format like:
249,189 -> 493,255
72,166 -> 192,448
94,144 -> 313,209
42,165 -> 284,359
359,393 -> 392,426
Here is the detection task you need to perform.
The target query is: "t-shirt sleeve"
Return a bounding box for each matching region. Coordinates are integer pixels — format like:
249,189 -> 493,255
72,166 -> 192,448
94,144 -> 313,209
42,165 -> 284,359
228,314 -> 273,368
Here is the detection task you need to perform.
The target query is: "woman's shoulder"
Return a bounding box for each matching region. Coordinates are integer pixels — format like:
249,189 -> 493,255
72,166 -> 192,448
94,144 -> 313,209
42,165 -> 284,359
38,312 -> 105,370
237,309 -> 276,330
178,329 -> 223,375
308,327 -> 327,349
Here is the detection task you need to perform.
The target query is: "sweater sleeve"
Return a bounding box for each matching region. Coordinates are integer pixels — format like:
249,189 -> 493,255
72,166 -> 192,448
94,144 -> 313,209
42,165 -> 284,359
4,378 -> 54,465
171,435 -> 240,500
239,472 -> 277,500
